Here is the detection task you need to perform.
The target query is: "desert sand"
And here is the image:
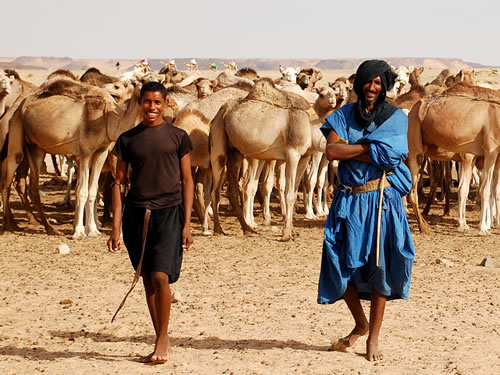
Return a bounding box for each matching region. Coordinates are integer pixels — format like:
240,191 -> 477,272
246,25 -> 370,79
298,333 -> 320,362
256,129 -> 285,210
0,68 -> 499,375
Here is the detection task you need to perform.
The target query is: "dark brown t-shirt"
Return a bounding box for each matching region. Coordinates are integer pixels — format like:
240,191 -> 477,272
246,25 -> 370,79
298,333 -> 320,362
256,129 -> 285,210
112,122 -> 193,209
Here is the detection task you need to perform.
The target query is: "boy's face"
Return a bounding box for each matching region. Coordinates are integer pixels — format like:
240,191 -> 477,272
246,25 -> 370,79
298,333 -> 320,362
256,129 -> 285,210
140,90 -> 167,126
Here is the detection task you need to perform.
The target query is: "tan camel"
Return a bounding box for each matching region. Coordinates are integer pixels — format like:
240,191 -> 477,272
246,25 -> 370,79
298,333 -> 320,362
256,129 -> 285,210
80,67 -> 118,87
407,82 -> 500,235
221,61 -> 238,71
209,78 -> 314,241
235,68 -> 260,81
296,68 -> 323,91
173,86 -> 250,234
1,77 -> 141,238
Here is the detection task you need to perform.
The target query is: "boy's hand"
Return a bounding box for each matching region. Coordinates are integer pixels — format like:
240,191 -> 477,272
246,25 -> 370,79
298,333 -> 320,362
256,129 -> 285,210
107,231 -> 121,254
182,226 -> 193,250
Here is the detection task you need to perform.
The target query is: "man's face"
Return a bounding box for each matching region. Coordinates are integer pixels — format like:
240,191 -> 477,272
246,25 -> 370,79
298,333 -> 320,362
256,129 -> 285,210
140,91 -> 167,126
362,76 -> 383,105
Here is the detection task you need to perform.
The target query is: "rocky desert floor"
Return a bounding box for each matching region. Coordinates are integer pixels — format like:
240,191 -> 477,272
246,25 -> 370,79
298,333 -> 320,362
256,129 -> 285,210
0,68 -> 499,374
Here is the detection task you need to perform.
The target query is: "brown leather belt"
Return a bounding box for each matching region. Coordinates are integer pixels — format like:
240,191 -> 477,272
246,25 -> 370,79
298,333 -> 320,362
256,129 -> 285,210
343,175 -> 391,194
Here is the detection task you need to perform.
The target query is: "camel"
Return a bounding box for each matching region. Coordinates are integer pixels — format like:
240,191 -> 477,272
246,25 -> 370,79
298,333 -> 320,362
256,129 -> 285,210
1,77 -> 142,238
296,68 -> 323,91
279,66 -> 301,83
235,68 -> 260,81
0,70 -> 14,116
221,61 -> 238,71
184,59 -> 198,71
206,63 -> 218,71
209,78 -> 315,241
407,82 -> 500,235
388,65 -> 414,98
239,87 -> 337,229
173,86 -> 250,234
215,71 -> 254,90
0,70 -> 37,221
177,77 -> 217,98
46,69 -> 79,81
80,67 -> 118,87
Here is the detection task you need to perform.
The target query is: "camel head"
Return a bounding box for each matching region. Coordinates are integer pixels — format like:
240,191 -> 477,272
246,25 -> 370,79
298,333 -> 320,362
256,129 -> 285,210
329,78 -> 350,106
297,68 -> 323,90
0,70 -> 14,97
315,87 -> 337,112
279,66 -> 300,84
194,78 -> 217,98
102,80 -> 135,104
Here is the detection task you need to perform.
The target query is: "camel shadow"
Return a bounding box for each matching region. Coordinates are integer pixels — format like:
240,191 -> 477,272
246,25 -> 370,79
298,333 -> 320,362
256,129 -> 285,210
47,330 -> 328,352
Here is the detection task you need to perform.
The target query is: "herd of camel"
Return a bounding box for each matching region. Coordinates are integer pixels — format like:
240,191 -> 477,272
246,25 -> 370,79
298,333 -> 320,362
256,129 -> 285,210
0,60 -> 498,241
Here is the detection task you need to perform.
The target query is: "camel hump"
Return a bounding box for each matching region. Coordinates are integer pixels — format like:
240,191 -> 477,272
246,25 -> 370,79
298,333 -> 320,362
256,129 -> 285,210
443,82 -> 500,103
246,78 -> 310,110
38,77 -> 97,100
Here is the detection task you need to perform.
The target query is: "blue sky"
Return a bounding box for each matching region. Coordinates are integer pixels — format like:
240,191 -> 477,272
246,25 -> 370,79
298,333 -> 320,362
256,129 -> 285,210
4,0 -> 500,66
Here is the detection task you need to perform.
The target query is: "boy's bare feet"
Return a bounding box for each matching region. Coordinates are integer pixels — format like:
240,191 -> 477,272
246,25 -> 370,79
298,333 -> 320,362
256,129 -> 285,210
366,336 -> 384,361
328,323 -> 369,351
139,352 -> 154,363
151,336 -> 172,364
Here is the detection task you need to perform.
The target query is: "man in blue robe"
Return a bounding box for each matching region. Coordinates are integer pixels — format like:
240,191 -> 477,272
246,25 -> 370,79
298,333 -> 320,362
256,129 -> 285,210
317,60 -> 415,361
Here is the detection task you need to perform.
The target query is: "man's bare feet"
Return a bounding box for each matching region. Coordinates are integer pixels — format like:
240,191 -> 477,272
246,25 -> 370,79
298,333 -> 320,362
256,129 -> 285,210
366,336 -> 384,361
328,323 -> 369,351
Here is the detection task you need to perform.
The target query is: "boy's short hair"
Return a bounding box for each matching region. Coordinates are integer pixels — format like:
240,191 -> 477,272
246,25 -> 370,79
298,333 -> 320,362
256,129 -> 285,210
140,81 -> 167,100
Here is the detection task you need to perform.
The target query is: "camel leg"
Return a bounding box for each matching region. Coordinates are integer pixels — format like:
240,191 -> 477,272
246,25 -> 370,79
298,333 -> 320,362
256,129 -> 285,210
25,146 -> 61,235
85,148 -> 109,237
226,150 -> 256,235
13,157 -> 37,225
242,158 -> 265,229
192,167 -> 205,228
62,158 -> 76,206
261,160 -> 276,226
195,167 -> 213,235
1,108 -> 25,233
281,151 -> 303,242
407,152 -> 432,234
443,161 -> 452,217
276,161 -> 286,220
303,152 -> 321,219
457,154 -> 475,231
73,155 -> 91,239
478,153 -> 497,235
492,154 -> 500,228
423,160 -> 440,216
314,155 -> 328,216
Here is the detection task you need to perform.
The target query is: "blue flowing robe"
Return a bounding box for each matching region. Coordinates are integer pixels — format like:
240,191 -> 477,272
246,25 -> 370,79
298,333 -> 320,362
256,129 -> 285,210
317,103 -> 415,304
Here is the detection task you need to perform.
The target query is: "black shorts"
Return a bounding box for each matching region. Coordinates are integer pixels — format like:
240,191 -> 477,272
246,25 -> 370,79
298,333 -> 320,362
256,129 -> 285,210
122,204 -> 184,284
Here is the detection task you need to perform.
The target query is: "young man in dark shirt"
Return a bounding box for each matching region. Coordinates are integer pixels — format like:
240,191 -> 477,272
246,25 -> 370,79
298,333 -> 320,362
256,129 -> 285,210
107,81 -> 194,364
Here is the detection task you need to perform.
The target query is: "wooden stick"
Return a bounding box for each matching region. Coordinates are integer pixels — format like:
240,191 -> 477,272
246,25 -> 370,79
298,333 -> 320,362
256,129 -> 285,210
376,170 -> 386,268
111,208 -> 151,323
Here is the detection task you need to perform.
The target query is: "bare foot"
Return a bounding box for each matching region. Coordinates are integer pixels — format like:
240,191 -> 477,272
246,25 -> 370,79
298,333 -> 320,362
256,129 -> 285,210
138,352 -> 154,363
328,324 -> 369,351
151,337 -> 172,364
366,337 -> 384,361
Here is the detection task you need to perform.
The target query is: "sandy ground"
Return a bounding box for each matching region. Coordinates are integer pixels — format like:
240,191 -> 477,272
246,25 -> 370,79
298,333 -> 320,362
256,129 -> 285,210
0,68 -> 499,374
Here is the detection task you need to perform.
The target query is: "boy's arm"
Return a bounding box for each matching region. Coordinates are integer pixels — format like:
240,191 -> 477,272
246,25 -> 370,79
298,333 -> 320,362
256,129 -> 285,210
180,153 -> 194,249
107,158 -> 128,253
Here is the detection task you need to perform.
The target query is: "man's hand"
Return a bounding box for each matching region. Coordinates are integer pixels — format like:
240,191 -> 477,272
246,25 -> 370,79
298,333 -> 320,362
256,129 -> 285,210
107,231 -> 121,254
182,226 -> 193,250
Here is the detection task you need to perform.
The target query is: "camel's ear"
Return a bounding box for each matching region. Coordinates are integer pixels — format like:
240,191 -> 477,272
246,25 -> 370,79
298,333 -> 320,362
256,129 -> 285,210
296,67 -> 301,73
212,80 -> 217,88
279,65 -> 285,73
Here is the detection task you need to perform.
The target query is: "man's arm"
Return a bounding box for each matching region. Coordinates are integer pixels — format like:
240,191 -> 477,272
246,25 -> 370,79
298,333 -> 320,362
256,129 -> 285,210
325,130 -> 370,163
180,153 -> 194,250
107,158 -> 128,253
